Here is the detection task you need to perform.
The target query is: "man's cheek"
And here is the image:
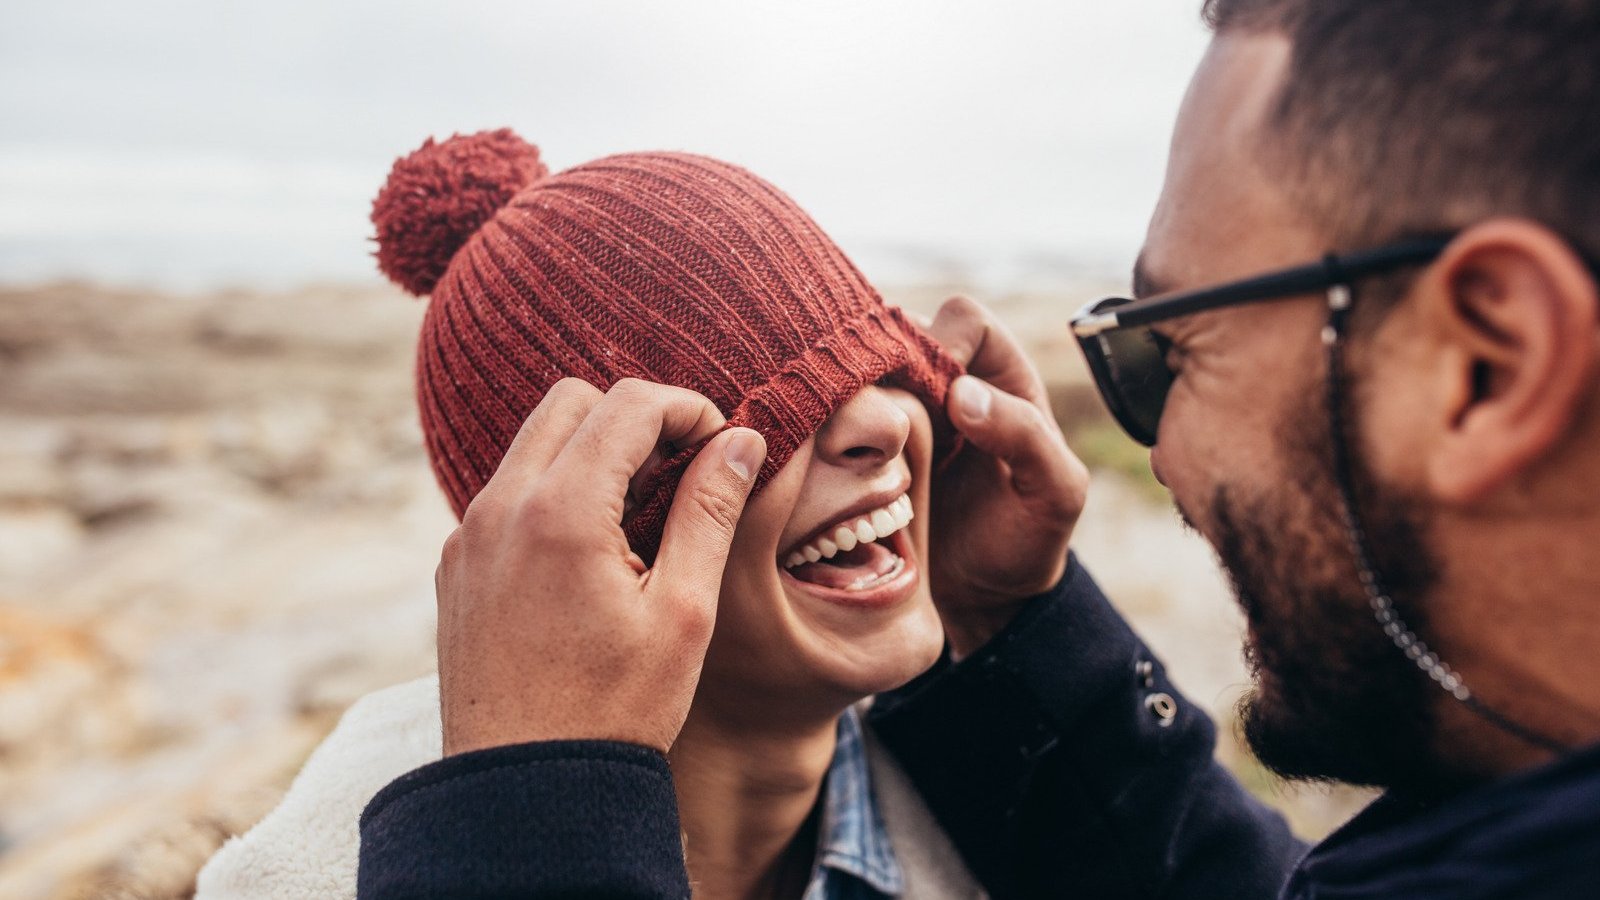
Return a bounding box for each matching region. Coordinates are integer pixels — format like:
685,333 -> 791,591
1151,406 -> 1222,534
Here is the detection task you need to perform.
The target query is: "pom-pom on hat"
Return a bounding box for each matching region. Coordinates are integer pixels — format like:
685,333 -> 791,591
372,129 -> 549,296
372,129 -> 963,562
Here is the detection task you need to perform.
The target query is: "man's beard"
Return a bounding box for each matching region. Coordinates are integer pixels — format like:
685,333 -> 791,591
1205,386 -> 1460,794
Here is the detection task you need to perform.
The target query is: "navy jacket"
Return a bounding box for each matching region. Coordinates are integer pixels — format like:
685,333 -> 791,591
1282,745 -> 1600,899
357,556 -> 1600,898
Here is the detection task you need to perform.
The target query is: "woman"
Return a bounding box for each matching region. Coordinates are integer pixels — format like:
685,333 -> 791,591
197,129 -> 984,898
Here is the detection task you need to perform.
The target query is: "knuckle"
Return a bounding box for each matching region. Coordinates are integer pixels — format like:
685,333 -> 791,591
942,294 -> 985,322
511,485 -> 565,535
661,591 -> 715,640
439,527 -> 464,563
678,602 -> 715,642
931,296 -> 989,360
1022,401 -> 1054,434
550,376 -> 599,399
610,377 -> 654,400
997,396 -> 1045,439
460,489 -> 506,530
528,379 -> 592,426
686,487 -> 742,536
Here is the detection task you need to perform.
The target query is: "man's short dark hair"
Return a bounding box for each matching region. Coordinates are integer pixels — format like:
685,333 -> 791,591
1201,0 -> 1600,269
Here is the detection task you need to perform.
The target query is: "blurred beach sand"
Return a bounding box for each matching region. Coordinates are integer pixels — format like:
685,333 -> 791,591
0,280 -> 1371,899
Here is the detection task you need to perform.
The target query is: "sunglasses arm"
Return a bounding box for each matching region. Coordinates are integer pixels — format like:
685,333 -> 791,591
1070,310 -> 1120,338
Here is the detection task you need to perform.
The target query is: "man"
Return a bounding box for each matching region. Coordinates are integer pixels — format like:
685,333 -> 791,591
358,1 -> 1600,897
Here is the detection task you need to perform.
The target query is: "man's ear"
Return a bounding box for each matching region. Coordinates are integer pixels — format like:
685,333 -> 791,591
1421,218 -> 1599,504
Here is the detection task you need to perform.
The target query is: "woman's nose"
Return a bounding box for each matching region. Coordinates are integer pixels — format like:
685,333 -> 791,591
813,385 -> 911,470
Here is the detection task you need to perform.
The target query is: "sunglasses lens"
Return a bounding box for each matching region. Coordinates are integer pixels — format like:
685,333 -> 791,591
1093,324 -> 1172,445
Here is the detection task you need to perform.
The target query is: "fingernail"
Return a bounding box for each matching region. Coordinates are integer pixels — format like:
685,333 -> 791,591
724,430 -> 765,481
954,376 -> 991,421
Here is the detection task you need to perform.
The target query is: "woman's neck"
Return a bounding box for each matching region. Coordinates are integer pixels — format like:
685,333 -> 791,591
669,700 -> 842,900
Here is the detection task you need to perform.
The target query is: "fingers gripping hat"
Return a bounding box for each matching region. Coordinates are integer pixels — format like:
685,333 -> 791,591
373,128 -> 963,561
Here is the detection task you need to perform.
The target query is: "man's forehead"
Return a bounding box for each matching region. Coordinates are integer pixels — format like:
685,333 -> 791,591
1142,31 -> 1317,296
1179,31 -> 1291,149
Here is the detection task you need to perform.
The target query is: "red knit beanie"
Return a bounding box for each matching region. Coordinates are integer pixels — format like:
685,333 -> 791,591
372,129 -> 963,561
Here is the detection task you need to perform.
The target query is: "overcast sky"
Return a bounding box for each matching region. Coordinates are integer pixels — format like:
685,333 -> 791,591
0,0 -> 1211,290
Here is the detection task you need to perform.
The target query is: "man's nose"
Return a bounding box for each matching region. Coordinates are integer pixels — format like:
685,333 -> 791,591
813,386 -> 911,470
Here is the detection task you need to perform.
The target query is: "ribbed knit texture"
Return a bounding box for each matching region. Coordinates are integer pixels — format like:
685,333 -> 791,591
373,132 -> 963,561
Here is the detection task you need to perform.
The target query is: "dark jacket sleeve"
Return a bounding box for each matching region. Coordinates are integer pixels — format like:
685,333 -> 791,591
868,553 -> 1306,900
357,740 -> 689,899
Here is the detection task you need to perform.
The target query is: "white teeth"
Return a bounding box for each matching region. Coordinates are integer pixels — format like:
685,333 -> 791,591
847,555 -> 906,591
782,493 -> 914,569
833,526 -> 857,552
890,497 -> 912,528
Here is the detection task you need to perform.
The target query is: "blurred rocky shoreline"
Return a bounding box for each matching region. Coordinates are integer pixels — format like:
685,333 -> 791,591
0,280 -> 1367,899
0,283 -> 448,898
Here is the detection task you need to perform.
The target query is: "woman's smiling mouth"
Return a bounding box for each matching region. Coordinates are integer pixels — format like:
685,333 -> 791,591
779,491 -> 918,606
781,492 -> 912,568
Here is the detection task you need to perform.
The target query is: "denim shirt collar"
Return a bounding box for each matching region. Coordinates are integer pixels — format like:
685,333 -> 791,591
803,706 -> 904,899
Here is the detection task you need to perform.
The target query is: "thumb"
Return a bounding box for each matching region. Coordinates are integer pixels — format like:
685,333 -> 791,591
948,376 -> 1080,496
652,428 -> 766,601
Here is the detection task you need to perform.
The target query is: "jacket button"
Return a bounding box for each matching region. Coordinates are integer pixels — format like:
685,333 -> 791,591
1145,692 -> 1177,727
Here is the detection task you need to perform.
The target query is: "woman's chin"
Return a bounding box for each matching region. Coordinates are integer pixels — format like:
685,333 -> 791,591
787,590 -> 946,698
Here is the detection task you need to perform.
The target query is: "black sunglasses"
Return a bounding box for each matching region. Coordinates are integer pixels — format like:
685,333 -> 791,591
1069,236 -> 1455,446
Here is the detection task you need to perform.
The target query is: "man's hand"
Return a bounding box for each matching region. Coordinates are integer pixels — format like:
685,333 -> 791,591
433,377 -> 767,756
923,297 -> 1089,658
